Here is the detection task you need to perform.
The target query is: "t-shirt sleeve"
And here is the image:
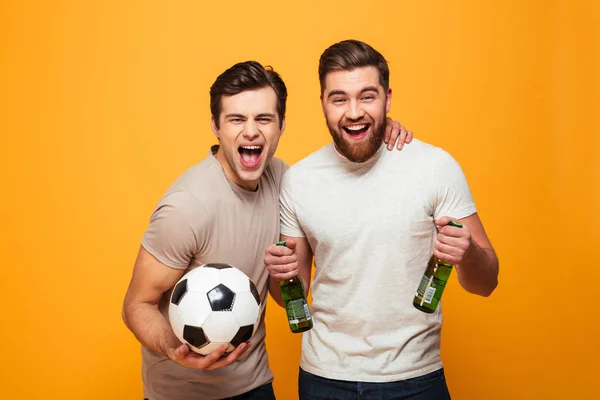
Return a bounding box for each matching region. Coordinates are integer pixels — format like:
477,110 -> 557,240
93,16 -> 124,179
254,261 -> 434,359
141,191 -> 207,269
433,151 -> 478,220
274,158 -> 289,190
279,169 -> 306,238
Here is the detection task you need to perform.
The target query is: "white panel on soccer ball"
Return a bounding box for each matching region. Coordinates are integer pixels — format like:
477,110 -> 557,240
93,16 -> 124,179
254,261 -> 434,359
186,266 -> 220,293
178,291 -> 213,327
168,305 -> 186,338
219,267 -> 252,293
202,312 -> 241,343
195,341 -> 227,356
231,291 -> 260,326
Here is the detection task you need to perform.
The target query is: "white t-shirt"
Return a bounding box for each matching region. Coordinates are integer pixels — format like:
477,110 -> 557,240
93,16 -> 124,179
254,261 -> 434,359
280,139 -> 477,382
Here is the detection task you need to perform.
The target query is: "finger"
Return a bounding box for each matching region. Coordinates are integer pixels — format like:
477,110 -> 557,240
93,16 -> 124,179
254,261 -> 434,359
283,238 -> 297,250
273,270 -> 301,281
384,116 -> 393,144
388,121 -> 401,151
437,225 -> 471,245
396,126 -> 407,150
266,244 -> 294,256
436,235 -> 468,255
433,247 -> 460,265
207,342 -> 252,371
434,216 -> 456,228
267,264 -> 298,278
406,130 -> 414,143
435,241 -> 466,258
198,344 -> 229,369
265,245 -> 294,259
437,225 -> 471,244
435,238 -> 467,258
265,253 -> 297,266
173,343 -> 189,359
267,262 -> 298,274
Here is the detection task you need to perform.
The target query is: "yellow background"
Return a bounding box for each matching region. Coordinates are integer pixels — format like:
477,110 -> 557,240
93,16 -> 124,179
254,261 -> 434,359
1,1 -> 598,399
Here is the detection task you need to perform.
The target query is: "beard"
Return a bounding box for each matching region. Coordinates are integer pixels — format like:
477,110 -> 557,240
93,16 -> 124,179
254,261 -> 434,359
327,114 -> 386,163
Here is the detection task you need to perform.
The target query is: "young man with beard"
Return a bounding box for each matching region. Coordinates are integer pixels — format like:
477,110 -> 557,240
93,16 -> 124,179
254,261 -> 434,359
122,60 -> 413,400
264,40 -> 499,399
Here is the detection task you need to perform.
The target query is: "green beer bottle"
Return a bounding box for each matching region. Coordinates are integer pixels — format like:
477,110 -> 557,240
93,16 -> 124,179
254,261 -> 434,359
276,241 -> 313,333
413,221 -> 462,313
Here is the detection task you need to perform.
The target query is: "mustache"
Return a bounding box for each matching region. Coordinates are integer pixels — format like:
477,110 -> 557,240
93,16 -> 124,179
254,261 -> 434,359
339,118 -> 372,125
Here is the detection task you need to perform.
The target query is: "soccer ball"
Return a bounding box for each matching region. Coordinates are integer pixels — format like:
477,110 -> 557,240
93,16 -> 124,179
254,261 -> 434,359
168,263 -> 262,355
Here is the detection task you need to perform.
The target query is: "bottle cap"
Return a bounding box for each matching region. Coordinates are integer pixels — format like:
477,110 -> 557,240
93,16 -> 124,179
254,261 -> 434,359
448,221 -> 462,228
276,241 -> 286,246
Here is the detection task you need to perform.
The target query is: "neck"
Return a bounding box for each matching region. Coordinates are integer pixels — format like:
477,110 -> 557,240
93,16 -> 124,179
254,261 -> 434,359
213,146 -> 259,191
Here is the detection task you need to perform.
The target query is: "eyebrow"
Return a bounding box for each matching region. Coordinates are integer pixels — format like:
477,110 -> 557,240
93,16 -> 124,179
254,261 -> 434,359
327,86 -> 379,99
224,113 -> 276,119
255,113 -> 276,119
224,113 -> 246,119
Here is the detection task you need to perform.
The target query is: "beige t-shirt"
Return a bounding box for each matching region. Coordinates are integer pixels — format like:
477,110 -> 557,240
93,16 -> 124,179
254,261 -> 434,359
280,139 -> 477,382
140,145 -> 286,400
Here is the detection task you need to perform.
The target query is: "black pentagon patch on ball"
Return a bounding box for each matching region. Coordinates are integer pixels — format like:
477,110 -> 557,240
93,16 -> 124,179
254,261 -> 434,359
207,284 -> 235,311
183,325 -> 209,349
171,279 -> 187,305
249,280 -> 260,305
205,263 -> 233,270
230,325 -> 254,347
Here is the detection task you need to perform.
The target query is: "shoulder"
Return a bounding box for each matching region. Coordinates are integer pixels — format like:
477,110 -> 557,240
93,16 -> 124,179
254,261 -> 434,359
397,139 -> 451,159
151,157 -> 223,216
264,156 -> 288,180
288,143 -> 335,174
387,139 -> 459,171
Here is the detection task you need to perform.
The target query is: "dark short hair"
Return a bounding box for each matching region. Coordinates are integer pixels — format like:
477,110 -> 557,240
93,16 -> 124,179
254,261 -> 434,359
318,40 -> 389,94
210,61 -> 287,129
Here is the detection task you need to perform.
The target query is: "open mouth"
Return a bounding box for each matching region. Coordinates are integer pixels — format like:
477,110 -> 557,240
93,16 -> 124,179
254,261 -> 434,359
238,145 -> 263,168
342,124 -> 370,139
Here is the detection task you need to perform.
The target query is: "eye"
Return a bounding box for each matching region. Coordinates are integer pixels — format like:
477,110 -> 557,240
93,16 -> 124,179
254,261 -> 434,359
332,98 -> 346,104
362,95 -> 375,101
230,118 -> 243,123
257,118 -> 273,124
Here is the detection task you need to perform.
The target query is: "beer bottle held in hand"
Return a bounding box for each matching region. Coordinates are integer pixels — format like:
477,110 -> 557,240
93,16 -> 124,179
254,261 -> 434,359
276,241 -> 313,333
413,221 -> 462,313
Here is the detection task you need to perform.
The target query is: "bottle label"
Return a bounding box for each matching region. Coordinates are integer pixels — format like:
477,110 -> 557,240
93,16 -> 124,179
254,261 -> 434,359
416,274 -> 436,304
286,299 -> 312,324
424,286 -> 436,304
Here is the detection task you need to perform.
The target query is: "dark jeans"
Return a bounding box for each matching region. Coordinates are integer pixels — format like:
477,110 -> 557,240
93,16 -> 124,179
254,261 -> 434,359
299,368 -> 451,400
221,382 -> 276,400
143,382 -> 275,400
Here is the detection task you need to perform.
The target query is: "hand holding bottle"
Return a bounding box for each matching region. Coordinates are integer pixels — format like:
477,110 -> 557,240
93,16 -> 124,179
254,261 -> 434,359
414,219 -> 466,313
265,240 -> 313,333
264,239 -> 298,281
434,216 -> 472,266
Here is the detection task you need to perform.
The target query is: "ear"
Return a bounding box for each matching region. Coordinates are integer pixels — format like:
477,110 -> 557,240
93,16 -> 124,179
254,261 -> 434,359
385,88 -> 392,114
280,118 -> 286,135
320,94 -> 326,118
211,116 -> 219,138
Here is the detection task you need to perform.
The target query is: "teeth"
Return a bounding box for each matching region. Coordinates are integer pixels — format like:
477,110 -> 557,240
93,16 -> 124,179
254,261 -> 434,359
346,125 -> 366,131
240,145 -> 262,150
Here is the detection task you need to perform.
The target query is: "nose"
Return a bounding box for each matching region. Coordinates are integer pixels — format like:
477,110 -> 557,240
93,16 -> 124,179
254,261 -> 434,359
243,120 -> 260,140
345,100 -> 365,121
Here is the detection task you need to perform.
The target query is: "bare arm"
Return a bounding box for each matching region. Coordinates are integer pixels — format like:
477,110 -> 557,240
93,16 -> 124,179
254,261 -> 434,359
435,214 -> 499,297
265,235 -> 314,307
122,246 -> 250,369
122,246 -> 185,356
